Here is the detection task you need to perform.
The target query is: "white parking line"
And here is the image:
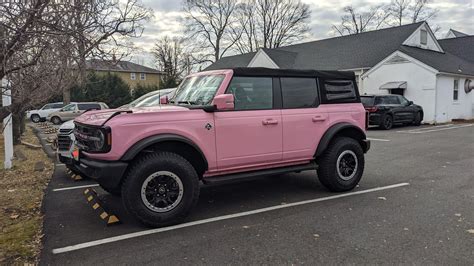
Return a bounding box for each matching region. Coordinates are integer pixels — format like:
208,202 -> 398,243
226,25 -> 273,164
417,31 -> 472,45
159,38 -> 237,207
398,124 -> 473,134
397,124 -> 454,133
53,184 -> 99,192
367,137 -> 390,142
52,182 -> 409,254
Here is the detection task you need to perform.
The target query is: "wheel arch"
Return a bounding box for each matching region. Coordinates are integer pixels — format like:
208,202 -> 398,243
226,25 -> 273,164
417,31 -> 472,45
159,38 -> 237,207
315,123 -> 368,158
121,134 -> 209,177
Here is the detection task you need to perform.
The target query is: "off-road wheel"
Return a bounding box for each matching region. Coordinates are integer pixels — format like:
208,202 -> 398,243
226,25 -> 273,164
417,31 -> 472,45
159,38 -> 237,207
380,114 -> 393,130
51,116 -> 62,125
317,137 -> 365,192
413,112 -> 422,126
121,151 -> 200,227
31,114 -> 41,123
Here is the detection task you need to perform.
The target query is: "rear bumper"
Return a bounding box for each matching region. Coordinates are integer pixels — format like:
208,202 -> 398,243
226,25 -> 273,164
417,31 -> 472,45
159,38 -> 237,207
73,156 -> 128,189
368,113 -> 382,125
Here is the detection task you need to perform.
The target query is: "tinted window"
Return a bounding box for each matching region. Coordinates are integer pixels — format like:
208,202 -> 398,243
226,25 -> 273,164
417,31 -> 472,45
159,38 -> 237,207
360,96 -> 375,106
281,78 -> 318,108
78,103 -> 101,110
52,103 -> 64,109
227,77 -> 273,110
375,96 -> 400,105
324,80 -> 357,101
397,96 -> 409,105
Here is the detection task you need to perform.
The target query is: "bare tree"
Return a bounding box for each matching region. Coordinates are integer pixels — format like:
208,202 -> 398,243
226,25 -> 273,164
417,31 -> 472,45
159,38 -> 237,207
388,0 -> 438,26
332,5 -> 390,36
184,0 -> 239,63
152,36 -> 189,88
231,0 -> 310,53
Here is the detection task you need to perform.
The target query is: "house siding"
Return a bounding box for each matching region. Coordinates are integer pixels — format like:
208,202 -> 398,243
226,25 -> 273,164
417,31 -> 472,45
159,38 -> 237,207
362,60 -> 437,123
94,70 -> 161,89
435,75 -> 474,123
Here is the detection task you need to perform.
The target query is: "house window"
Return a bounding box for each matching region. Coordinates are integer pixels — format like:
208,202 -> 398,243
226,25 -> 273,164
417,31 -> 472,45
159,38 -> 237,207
453,79 -> 459,101
130,73 -> 136,80
420,29 -> 428,45
140,73 -> 146,80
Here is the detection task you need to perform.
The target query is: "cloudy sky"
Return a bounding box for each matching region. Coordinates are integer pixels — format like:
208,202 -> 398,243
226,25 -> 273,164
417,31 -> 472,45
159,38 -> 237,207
131,0 -> 474,67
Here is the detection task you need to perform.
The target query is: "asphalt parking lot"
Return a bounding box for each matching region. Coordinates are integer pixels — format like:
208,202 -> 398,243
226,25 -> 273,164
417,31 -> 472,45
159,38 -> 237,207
39,123 -> 474,265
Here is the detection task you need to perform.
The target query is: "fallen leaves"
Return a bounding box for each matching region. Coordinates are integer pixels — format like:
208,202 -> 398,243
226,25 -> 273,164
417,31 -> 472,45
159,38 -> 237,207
467,229 -> 474,234
377,197 -> 387,201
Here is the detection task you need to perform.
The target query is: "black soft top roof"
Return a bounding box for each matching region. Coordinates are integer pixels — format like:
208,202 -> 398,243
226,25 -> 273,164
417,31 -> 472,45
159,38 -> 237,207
231,67 -> 355,80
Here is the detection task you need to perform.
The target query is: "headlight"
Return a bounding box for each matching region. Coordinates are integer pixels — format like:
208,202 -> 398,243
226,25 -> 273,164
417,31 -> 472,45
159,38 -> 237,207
92,130 -> 105,150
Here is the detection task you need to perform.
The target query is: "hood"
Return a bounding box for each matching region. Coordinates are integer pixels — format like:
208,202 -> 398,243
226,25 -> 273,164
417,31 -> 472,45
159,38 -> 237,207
74,105 -> 190,127
59,120 -> 75,130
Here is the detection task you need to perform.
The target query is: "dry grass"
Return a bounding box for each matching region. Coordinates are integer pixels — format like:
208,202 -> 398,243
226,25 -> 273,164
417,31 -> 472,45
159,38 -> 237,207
0,126 -> 53,265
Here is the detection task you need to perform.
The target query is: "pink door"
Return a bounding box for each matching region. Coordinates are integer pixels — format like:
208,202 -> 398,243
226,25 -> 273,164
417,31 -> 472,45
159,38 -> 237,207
214,76 -> 282,171
279,77 -> 327,161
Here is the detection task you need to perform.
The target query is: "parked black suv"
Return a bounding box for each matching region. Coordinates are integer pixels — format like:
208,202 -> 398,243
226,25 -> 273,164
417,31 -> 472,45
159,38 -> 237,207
361,95 -> 423,130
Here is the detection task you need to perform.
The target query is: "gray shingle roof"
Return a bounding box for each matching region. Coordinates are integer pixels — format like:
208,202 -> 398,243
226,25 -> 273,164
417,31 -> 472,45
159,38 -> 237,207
448,29 -> 469,38
400,45 -> 474,76
86,60 -> 163,74
438,36 -> 474,63
206,22 -> 424,71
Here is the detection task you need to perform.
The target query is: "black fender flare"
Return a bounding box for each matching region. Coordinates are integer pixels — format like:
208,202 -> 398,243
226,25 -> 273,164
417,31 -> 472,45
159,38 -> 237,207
120,134 -> 208,168
315,123 -> 368,157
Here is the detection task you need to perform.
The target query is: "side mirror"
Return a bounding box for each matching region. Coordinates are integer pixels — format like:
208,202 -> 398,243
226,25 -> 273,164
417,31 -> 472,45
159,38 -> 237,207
213,94 -> 234,110
408,101 -> 413,106
160,95 -> 169,105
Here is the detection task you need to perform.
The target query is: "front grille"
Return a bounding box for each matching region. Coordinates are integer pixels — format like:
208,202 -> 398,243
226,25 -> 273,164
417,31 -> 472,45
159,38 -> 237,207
59,128 -> 73,134
57,135 -> 72,151
74,124 -> 95,151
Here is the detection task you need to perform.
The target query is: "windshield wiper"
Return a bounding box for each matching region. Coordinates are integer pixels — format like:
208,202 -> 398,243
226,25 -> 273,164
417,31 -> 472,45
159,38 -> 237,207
177,100 -> 198,105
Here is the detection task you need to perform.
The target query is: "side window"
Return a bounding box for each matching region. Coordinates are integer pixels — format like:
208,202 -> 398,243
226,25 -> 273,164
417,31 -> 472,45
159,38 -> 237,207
62,104 -> 76,111
42,104 -> 53,110
420,29 -> 428,45
323,80 -> 357,102
78,104 -> 100,110
453,79 -> 459,101
52,103 -> 64,109
281,77 -> 318,108
227,77 -> 273,110
398,96 -> 408,105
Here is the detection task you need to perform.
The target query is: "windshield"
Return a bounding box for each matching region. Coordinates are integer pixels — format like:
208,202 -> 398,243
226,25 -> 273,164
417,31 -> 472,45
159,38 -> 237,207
172,75 -> 225,105
61,104 -> 76,111
128,91 -> 160,108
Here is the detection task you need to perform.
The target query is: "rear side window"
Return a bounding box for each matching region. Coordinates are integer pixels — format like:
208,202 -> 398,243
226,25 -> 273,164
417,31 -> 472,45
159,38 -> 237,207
78,103 -> 101,110
227,77 -> 273,110
52,103 -> 64,109
322,80 -> 357,103
375,96 -> 399,105
281,78 -> 318,108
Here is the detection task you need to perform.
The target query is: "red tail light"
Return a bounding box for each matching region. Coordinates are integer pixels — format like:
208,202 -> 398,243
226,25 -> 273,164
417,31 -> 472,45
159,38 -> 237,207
365,106 -> 378,113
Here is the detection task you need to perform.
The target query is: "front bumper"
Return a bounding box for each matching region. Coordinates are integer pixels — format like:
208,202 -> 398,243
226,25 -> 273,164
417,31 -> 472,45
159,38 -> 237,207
362,139 -> 371,153
73,155 -> 128,189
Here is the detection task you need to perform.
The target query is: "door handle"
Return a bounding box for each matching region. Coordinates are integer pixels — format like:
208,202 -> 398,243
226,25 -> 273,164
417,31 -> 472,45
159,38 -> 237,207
262,119 -> 278,125
312,115 -> 327,122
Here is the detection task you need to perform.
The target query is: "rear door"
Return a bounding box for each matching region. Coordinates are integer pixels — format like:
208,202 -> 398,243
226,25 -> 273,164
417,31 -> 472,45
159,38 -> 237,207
214,76 -> 283,171
280,77 -> 327,161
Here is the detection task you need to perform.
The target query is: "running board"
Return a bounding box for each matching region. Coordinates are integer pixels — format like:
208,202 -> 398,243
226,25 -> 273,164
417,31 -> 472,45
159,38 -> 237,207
202,162 -> 317,185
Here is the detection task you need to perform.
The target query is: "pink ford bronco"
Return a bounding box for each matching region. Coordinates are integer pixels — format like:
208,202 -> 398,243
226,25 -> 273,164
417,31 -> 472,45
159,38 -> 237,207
73,68 -> 370,227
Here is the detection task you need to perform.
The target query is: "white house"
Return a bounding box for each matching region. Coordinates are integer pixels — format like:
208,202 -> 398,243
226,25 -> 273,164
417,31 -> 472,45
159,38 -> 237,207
207,22 -> 474,124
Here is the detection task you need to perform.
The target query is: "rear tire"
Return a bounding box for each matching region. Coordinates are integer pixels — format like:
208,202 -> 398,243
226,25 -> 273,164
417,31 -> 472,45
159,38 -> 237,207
51,116 -> 62,125
121,151 -> 200,227
31,114 -> 41,123
380,114 -> 393,130
317,137 -> 365,192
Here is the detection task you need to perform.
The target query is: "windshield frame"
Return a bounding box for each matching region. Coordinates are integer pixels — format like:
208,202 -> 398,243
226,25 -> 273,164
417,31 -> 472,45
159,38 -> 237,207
171,74 -> 225,106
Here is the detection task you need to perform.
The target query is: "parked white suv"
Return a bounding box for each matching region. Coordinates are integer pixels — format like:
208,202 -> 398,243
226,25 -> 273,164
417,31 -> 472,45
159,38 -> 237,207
26,102 -> 66,123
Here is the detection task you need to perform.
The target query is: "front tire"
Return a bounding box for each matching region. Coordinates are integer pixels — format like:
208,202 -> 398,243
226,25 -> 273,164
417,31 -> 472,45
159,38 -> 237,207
51,116 -> 62,125
317,137 -> 365,192
413,112 -> 422,126
31,114 -> 41,123
121,151 -> 200,227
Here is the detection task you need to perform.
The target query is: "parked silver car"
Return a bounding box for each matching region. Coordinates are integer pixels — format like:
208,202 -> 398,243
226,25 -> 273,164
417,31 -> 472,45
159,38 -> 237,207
48,102 -> 109,125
